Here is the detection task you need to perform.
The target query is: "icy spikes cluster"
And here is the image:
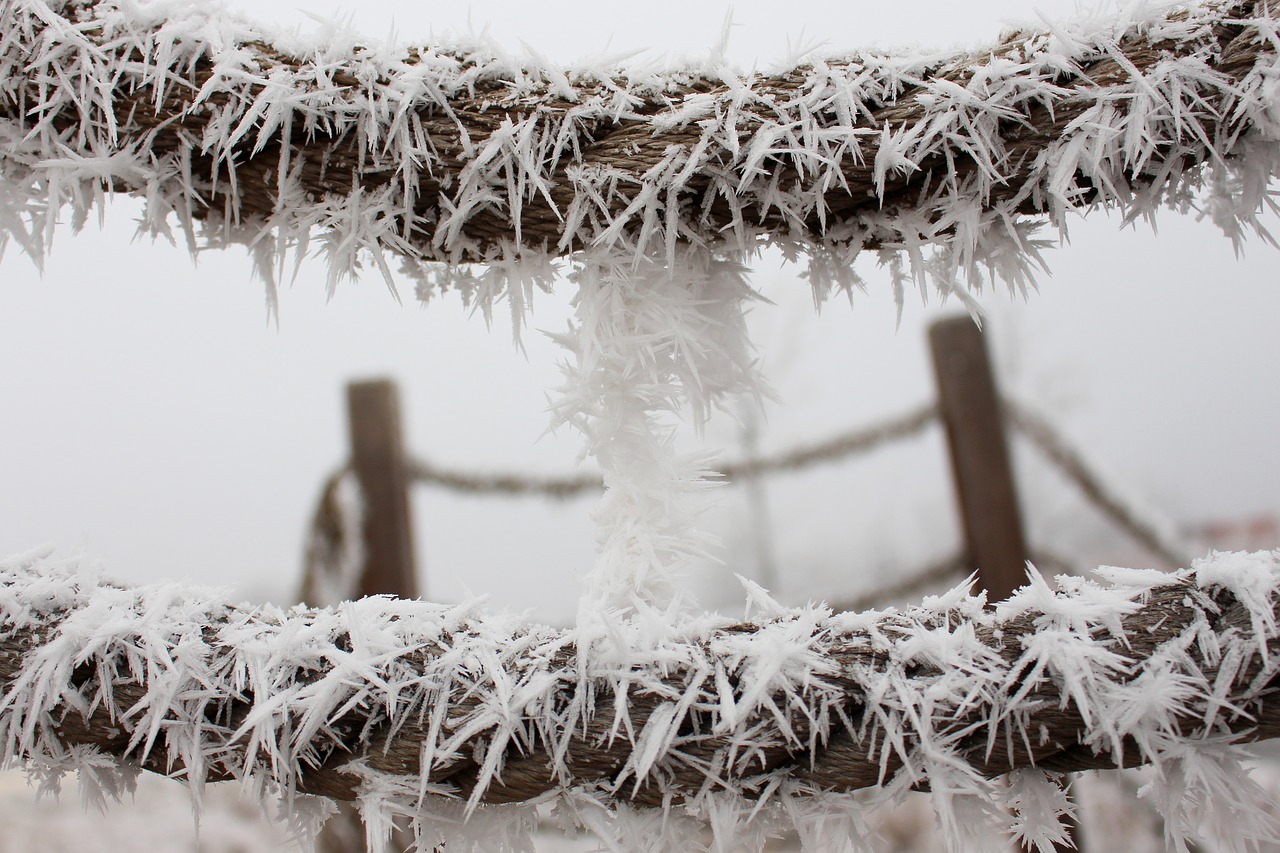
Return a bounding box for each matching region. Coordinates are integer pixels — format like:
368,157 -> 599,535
2,0 -> 1280,312
547,245 -> 765,626
2,548 -> 1280,852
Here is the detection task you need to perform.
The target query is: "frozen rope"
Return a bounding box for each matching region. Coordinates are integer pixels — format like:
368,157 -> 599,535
3,548 -> 1280,851
2,0 -> 1280,300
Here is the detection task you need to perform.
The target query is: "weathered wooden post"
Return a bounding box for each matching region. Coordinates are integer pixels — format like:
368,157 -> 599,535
929,316 -> 1082,853
317,379 -> 419,853
929,316 -> 1029,603
347,378 -> 419,601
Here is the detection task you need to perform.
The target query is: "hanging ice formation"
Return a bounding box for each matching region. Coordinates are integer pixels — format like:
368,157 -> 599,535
550,247 -> 762,617
4,1 -> 1280,851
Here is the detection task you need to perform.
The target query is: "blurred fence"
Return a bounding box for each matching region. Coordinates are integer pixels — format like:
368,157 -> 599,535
300,318 -> 1197,614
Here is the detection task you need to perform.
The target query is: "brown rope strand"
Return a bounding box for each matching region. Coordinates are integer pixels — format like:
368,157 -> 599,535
3,571 -> 1277,805
2,1 -> 1272,262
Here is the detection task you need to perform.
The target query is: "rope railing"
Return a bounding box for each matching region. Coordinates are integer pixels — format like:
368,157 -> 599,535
298,394 -> 1203,617
3,550 -> 1279,850
408,461 -> 599,500
2,1 -> 1278,289
1005,398 -> 1196,568
6,1 -> 1279,845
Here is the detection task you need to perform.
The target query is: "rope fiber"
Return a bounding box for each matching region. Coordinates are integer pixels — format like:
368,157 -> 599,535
3,552 -> 1279,809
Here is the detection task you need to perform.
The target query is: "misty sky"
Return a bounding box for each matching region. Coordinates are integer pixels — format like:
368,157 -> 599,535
1,0 -> 1277,625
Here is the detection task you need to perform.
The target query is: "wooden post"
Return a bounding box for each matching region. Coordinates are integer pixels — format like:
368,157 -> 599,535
930,318 -> 1081,853
319,380 -> 419,853
347,378 -> 418,600
929,316 -> 1028,603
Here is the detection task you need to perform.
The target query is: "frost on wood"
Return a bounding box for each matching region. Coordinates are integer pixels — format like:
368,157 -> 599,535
2,0 -> 1280,304
2,548 -> 1280,852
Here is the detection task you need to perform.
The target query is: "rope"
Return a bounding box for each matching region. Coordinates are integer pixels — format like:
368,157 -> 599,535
407,402 -> 939,497
2,1 -> 1276,279
408,461 -> 599,499
5,4 -> 1275,844
2,550 -> 1278,824
1005,398 -> 1195,568
402,398 -> 1190,578
721,402 -> 939,479
298,467 -> 364,608
401,398 -> 1189,574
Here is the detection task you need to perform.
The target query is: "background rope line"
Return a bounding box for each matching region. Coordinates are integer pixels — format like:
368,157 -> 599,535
1005,398 -> 1195,568
406,401 -> 939,498
385,397 -> 1190,574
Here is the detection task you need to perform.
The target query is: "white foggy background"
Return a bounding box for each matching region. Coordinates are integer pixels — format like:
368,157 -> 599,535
1,0 -> 1278,631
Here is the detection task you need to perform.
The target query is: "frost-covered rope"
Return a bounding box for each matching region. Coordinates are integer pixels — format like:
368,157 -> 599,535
3,0 -> 1280,299
3,548 -> 1280,851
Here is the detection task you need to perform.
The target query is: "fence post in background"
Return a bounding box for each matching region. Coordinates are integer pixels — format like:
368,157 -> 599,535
318,380 -> 420,853
347,379 -> 419,601
929,318 -> 1081,853
929,316 -> 1028,603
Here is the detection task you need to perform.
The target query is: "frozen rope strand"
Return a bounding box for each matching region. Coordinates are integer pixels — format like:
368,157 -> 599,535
2,550 -> 1280,851
3,1 -> 1280,296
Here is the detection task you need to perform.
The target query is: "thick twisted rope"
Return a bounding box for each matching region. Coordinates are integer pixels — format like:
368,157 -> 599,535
3,549 -> 1280,839
2,0 -> 1279,290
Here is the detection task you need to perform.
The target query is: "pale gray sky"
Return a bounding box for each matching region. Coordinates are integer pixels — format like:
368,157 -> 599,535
1,0 -> 1277,624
